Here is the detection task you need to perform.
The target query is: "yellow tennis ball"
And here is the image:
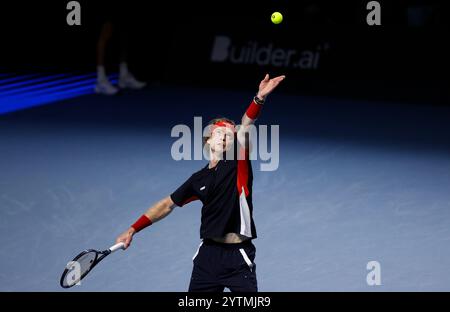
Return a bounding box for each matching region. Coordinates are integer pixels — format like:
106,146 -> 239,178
271,12 -> 283,24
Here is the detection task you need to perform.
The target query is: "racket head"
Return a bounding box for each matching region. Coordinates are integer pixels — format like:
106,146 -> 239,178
60,249 -> 101,288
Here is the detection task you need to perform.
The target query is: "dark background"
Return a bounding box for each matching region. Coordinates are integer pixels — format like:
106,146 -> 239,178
0,0 -> 448,104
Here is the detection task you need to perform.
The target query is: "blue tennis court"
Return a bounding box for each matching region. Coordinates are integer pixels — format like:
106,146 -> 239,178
1,84 -> 449,291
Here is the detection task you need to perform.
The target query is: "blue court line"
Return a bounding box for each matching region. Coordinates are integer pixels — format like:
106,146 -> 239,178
0,73 -> 74,93
0,74 -> 43,86
0,75 -> 118,115
0,73 -> 97,96
0,78 -> 119,114
2,74 -> 118,100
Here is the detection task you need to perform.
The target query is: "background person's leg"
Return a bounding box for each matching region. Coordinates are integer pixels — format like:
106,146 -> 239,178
117,8 -> 146,90
95,21 -> 118,95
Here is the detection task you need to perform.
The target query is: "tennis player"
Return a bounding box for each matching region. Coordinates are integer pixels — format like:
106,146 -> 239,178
116,74 -> 285,291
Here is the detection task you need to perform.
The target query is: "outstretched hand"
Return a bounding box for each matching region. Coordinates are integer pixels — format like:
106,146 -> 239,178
256,74 -> 286,100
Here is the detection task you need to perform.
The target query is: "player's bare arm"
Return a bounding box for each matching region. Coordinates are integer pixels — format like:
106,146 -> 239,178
116,196 -> 176,249
238,74 -> 286,150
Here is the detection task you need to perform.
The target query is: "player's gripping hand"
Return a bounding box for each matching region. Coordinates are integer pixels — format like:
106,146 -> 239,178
116,227 -> 136,249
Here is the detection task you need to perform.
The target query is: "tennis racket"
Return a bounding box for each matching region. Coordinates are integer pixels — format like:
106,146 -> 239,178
60,242 -> 125,288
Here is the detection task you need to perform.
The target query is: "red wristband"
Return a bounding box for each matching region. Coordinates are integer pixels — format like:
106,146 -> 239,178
246,99 -> 263,120
131,215 -> 152,232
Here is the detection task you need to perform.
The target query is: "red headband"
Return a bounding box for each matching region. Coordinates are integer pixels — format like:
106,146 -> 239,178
211,121 -> 236,133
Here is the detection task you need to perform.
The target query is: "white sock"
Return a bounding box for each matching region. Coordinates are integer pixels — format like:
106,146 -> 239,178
97,66 -> 107,82
120,62 -> 129,77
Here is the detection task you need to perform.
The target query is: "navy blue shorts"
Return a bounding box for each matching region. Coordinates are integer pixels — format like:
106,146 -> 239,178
189,239 -> 258,292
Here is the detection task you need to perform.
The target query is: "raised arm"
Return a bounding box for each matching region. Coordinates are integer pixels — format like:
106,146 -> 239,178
116,196 -> 177,249
241,74 -> 286,127
238,74 -> 285,148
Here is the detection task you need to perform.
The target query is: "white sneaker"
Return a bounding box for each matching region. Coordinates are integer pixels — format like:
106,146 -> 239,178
119,73 -> 147,89
95,79 -> 119,95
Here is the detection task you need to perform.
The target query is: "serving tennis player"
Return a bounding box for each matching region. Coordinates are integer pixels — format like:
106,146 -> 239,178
116,74 -> 285,292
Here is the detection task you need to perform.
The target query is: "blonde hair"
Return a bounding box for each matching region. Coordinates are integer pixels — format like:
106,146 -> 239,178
203,117 -> 236,145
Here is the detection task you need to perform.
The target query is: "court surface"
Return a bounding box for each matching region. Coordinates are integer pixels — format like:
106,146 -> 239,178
1,86 -> 450,291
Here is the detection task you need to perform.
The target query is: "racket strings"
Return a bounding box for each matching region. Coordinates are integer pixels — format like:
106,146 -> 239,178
61,251 -> 97,287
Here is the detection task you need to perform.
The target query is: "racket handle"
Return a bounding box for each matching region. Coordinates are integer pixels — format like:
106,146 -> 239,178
109,242 -> 125,253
